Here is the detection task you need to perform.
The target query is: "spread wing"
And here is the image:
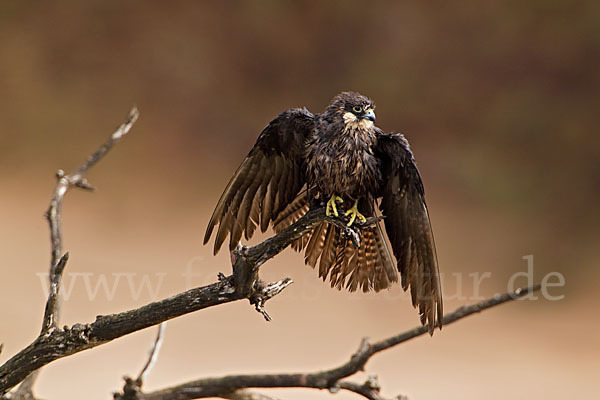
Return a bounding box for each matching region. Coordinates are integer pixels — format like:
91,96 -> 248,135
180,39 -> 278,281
375,133 -> 443,333
204,108 -> 314,254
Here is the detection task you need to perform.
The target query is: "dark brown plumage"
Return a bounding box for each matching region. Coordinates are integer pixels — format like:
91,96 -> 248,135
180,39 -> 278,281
204,92 -> 443,333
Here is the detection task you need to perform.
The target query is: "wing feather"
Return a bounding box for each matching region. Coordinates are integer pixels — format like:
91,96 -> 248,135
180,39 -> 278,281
272,190 -> 311,251
375,133 -> 443,333
204,108 -> 314,254
240,160 -> 268,240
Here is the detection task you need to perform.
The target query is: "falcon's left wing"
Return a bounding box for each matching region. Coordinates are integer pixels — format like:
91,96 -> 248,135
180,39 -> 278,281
375,133 -> 443,333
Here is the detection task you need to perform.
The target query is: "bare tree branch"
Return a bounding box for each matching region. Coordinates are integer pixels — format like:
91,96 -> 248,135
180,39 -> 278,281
1,107 -> 139,398
44,108 -> 138,324
114,284 -> 540,400
41,253 -> 70,333
221,391 -> 283,400
45,106 -> 139,287
116,323 -> 167,400
137,323 -> 166,384
251,277 -> 294,322
0,199 -> 362,396
336,376 -> 405,400
9,107 -> 139,399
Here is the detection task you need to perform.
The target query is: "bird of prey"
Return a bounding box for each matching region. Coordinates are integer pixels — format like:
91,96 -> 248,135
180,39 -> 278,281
204,92 -> 442,332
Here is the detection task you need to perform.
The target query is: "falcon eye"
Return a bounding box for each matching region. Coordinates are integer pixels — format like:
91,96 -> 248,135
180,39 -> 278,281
352,105 -> 363,114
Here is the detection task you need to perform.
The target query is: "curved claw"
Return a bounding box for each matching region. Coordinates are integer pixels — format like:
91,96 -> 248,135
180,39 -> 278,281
326,195 -> 344,217
344,200 -> 367,226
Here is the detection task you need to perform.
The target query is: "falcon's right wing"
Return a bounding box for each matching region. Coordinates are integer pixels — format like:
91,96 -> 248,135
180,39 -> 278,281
204,108 -> 314,254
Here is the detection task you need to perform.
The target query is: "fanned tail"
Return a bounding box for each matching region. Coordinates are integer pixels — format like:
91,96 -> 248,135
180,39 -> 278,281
275,196 -> 397,292
274,196 -> 398,293
309,221 -> 397,292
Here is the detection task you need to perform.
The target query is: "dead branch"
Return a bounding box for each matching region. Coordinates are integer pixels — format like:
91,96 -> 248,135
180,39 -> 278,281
117,323 -> 166,400
137,323 -> 166,384
41,253 -> 70,333
112,284 -> 540,400
4,107 -> 139,399
0,188 -> 359,396
336,376 -> 404,400
222,391 -> 283,400
45,106 -> 139,316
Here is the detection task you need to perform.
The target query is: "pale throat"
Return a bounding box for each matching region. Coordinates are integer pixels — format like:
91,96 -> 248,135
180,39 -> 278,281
342,111 -> 375,131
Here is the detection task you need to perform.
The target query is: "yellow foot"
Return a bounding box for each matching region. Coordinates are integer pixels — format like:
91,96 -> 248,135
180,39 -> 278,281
326,195 -> 344,217
344,200 -> 367,226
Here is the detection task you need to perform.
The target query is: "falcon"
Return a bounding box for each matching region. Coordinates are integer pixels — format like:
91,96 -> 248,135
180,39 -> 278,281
204,92 -> 442,332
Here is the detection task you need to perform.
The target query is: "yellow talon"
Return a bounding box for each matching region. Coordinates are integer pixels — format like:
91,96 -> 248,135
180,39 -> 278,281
326,195 -> 344,217
344,200 -> 367,226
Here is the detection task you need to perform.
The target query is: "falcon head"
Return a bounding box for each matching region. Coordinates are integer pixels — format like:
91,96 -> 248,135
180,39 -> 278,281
328,91 -> 376,129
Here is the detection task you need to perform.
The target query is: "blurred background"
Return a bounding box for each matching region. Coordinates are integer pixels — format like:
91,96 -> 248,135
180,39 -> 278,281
1,1 -> 598,399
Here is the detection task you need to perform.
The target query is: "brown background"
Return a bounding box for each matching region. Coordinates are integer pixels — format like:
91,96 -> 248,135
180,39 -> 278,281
1,1 -> 598,399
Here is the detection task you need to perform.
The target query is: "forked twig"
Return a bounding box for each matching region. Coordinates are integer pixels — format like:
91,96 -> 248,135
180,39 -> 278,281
137,323 -> 166,384
4,107 -> 139,399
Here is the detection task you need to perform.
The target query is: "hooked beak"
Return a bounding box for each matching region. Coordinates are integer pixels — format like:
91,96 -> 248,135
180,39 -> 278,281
363,109 -> 376,122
